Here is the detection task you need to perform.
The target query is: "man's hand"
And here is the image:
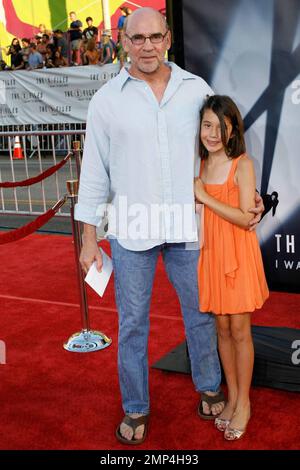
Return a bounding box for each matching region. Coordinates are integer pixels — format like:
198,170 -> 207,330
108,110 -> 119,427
80,224 -> 103,273
194,177 -> 207,203
195,202 -> 203,214
248,192 -> 264,231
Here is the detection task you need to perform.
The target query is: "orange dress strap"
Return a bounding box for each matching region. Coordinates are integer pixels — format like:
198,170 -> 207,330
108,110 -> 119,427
227,154 -> 245,185
221,155 -> 245,286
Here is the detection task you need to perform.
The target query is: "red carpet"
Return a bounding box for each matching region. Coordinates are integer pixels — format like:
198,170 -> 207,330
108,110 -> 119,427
0,233 -> 299,450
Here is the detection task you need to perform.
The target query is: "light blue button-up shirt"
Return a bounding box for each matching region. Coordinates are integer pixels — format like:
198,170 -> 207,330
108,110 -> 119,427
74,62 -> 213,251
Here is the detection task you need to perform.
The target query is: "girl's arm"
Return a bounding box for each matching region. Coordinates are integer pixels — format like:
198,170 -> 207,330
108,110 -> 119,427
194,156 -> 256,229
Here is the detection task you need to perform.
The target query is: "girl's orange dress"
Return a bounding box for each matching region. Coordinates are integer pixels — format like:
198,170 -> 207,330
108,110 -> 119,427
198,154 -> 269,315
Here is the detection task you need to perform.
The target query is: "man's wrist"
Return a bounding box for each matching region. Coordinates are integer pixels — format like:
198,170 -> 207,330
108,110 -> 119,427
82,224 -> 97,243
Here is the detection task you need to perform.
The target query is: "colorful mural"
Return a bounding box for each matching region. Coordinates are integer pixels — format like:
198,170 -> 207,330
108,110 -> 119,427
0,0 -> 165,52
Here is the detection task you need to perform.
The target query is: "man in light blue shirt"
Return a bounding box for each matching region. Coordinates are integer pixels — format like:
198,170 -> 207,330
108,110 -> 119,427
76,61 -> 211,250
75,7 -> 263,444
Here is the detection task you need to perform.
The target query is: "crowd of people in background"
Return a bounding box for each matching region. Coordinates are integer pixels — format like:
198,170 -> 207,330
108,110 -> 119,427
0,7 -> 132,71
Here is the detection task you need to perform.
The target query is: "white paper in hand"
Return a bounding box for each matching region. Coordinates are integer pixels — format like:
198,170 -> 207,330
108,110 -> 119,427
84,248 -> 113,297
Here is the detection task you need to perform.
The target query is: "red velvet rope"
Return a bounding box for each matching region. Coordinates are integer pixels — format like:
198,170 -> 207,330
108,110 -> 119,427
0,197 -> 67,245
0,153 -> 72,188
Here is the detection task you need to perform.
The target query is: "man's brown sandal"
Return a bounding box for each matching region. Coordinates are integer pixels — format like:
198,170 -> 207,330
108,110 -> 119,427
198,390 -> 226,420
116,414 -> 149,445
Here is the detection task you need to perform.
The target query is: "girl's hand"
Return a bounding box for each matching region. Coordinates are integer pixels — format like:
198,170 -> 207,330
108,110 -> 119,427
194,177 -> 207,203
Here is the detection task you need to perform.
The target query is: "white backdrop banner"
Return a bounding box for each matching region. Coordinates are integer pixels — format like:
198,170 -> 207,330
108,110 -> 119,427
0,64 -> 120,125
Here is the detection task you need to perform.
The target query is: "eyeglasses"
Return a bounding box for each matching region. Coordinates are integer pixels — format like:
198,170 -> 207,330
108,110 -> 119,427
125,31 -> 168,45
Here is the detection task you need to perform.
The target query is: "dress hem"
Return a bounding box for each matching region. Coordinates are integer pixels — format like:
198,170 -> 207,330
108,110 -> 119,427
199,298 -> 269,315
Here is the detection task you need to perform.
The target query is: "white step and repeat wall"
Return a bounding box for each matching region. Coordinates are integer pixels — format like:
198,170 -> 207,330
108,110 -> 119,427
0,64 -> 120,125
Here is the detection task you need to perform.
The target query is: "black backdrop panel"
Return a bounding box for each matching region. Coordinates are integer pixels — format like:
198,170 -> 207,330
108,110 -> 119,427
169,0 -> 300,293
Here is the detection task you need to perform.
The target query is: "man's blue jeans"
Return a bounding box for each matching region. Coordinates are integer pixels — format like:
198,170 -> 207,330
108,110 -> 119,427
109,239 -> 221,415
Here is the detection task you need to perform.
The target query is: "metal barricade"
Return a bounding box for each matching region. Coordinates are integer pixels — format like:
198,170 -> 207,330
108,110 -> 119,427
0,129 -> 85,217
0,123 -> 86,155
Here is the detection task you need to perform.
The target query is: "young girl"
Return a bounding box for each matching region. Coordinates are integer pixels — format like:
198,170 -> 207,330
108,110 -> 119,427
194,95 -> 269,441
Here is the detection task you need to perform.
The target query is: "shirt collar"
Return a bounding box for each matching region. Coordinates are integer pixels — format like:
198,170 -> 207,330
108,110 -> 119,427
113,61 -> 197,92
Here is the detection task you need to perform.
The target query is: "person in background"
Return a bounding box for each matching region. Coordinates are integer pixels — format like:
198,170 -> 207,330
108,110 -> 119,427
68,11 -> 83,65
27,43 -> 43,70
54,49 -> 67,67
36,24 -> 51,39
0,59 -> 7,70
117,6 -> 127,31
82,18 -> 98,64
44,44 -> 56,68
116,31 -> 127,68
99,32 -> 114,65
19,38 -> 31,69
36,34 -> 50,62
83,17 -> 98,41
0,38 -> 21,68
0,45 -> 7,70
36,23 -> 46,39
117,7 -> 132,32
53,30 -> 69,66
83,39 -> 100,65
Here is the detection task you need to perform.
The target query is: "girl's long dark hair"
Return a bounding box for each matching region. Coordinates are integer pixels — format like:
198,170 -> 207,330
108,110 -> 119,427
199,95 -> 246,159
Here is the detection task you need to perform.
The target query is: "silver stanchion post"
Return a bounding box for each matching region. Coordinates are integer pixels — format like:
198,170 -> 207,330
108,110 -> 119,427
72,140 -> 81,180
63,179 -> 112,352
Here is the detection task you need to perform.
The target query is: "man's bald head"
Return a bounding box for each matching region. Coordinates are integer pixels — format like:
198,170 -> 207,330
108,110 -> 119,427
124,7 -> 169,34
122,7 -> 171,77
